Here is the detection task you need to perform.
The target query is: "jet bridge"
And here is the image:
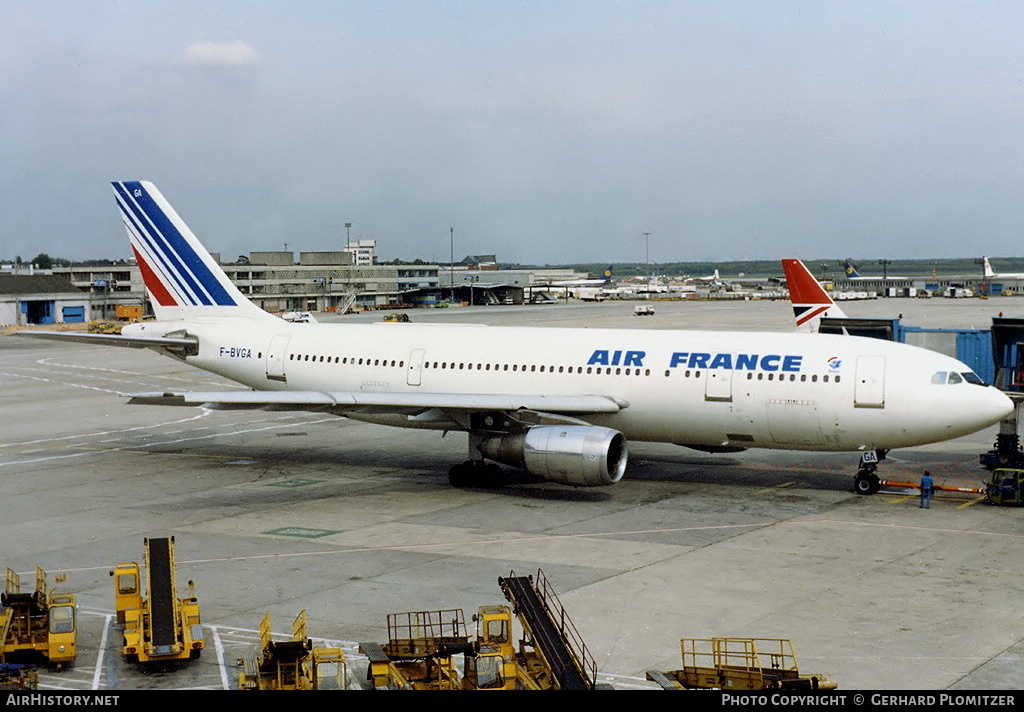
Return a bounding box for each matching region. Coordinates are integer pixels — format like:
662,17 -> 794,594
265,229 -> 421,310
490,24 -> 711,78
818,316 -> 995,384
980,317 -> 1024,468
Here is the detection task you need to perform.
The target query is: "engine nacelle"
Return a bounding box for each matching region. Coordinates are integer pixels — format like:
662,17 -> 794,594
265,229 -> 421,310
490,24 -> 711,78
477,425 -> 627,487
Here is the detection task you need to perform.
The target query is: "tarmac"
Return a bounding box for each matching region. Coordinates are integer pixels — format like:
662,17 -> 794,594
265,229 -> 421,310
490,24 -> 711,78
1,295 -> 1022,691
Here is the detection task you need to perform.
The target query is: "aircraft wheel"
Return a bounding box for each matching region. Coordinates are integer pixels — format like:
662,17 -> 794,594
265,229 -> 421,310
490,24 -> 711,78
448,462 -> 504,488
480,463 -> 505,488
854,471 -> 880,495
448,463 -> 471,487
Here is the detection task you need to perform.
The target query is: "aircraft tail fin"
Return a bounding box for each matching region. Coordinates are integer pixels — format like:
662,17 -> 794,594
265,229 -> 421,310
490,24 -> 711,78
782,259 -> 847,332
112,181 -> 274,323
842,260 -> 861,279
982,257 -> 995,279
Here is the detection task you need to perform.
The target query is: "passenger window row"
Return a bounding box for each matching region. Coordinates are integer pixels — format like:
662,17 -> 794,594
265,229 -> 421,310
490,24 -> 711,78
285,352 -> 843,384
424,362 -> 652,376
289,353 -> 405,368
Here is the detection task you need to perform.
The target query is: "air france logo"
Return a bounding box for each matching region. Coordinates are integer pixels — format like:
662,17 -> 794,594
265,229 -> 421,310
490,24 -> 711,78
586,350 -> 646,367
586,349 -> 804,372
669,352 -> 803,372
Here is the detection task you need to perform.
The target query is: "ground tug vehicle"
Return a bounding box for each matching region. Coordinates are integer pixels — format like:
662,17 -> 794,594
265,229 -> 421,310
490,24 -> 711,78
646,637 -> 836,690
985,467 -> 1024,505
0,567 -> 75,667
237,610 -> 347,690
360,569 -> 602,690
110,537 -> 203,663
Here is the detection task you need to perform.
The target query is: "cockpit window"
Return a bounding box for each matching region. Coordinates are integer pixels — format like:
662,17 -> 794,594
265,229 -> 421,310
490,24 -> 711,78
933,370 -> 986,386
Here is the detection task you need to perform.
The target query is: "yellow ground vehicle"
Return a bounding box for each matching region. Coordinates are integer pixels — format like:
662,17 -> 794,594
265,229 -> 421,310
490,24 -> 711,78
986,468 -> 1024,505
110,537 -> 203,663
0,665 -> 38,689
238,611 -> 347,690
0,567 -> 76,667
646,638 -> 836,691
360,569 -> 601,690
87,320 -> 122,334
360,609 -> 467,690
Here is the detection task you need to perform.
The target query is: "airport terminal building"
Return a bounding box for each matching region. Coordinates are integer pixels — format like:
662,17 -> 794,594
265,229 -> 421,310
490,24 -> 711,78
44,244 -> 444,319
0,274 -> 93,326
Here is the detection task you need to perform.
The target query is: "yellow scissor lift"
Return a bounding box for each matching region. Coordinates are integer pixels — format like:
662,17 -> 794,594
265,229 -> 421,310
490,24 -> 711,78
647,638 -> 836,691
237,611 -> 347,690
0,567 -> 76,667
361,609 -> 469,690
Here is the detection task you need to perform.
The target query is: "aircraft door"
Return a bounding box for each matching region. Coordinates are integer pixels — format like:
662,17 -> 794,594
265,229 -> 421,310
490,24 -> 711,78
265,335 -> 290,382
705,364 -> 733,402
407,348 -> 425,386
854,355 -> 885,407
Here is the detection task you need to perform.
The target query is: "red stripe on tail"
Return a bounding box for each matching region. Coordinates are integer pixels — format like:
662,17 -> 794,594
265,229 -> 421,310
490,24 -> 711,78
132,245 -> 178,307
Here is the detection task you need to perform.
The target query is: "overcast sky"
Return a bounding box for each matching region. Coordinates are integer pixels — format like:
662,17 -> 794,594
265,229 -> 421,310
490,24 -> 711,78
2,2 -> 1023,266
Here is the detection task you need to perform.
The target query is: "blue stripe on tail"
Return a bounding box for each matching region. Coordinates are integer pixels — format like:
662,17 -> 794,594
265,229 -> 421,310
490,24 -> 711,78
113,181 -> 236,307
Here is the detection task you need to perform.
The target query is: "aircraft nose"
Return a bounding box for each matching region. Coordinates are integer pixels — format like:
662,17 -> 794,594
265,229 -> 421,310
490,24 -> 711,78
995,389 -> 1016,419
979,388 -> 1015,426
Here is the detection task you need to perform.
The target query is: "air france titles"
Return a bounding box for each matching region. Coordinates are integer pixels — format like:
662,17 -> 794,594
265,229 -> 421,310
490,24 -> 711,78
585,349 -> 804,373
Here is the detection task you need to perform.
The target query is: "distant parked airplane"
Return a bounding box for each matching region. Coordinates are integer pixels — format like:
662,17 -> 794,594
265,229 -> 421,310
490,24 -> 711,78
546,266 -> 614,287
982,257 -> 1024,280
841,260 -> 906,281
782,259 -> 847,333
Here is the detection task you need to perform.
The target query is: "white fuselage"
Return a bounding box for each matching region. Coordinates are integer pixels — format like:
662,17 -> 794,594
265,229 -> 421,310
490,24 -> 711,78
126,317 -> 1013,453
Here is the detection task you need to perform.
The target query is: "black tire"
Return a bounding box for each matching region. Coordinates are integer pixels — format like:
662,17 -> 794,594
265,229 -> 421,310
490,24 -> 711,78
854,472 -> 879,495
448,464 -> 470,487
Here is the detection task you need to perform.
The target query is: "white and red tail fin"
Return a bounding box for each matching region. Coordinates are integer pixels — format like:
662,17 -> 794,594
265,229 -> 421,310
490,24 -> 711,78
112,181 -> 274,323
982,257 -> 995,279
782,259 -> 847,332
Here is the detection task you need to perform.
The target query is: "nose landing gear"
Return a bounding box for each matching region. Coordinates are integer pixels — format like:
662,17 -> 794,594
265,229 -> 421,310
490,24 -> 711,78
853,450 -> 886,495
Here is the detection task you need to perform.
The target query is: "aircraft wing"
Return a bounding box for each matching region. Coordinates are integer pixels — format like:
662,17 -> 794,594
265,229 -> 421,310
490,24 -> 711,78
14,330 -> 197,350
126,389 -> 628,416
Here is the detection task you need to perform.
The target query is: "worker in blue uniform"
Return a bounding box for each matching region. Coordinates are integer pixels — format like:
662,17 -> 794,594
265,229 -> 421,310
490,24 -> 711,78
920,471 -> 933,508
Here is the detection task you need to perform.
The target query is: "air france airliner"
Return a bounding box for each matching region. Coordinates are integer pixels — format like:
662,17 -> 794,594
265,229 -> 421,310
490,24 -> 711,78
21,182 -> 1014,495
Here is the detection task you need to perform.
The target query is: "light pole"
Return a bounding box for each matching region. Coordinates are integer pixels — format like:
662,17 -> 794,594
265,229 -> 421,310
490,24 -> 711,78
878,259 -> 891,279
450,227 -> 455,304
344,222 -> 352,292
642,232 -> 651,277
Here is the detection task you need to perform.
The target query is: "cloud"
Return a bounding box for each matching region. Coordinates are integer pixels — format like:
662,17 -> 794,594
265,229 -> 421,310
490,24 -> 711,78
181,40 -> 260,68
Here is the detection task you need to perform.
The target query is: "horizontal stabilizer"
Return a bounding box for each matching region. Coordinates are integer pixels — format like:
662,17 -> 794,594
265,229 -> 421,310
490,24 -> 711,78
14,330 -> 197,350
126,390 -> 628,415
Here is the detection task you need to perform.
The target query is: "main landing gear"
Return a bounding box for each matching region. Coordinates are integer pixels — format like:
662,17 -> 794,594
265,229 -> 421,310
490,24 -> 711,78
448,432 -> 506,488
853,449 -> 887,495
448,460 -> 505,488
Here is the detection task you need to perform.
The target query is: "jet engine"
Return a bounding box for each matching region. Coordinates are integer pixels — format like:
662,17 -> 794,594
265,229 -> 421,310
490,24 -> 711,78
477,425 -> 627,487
